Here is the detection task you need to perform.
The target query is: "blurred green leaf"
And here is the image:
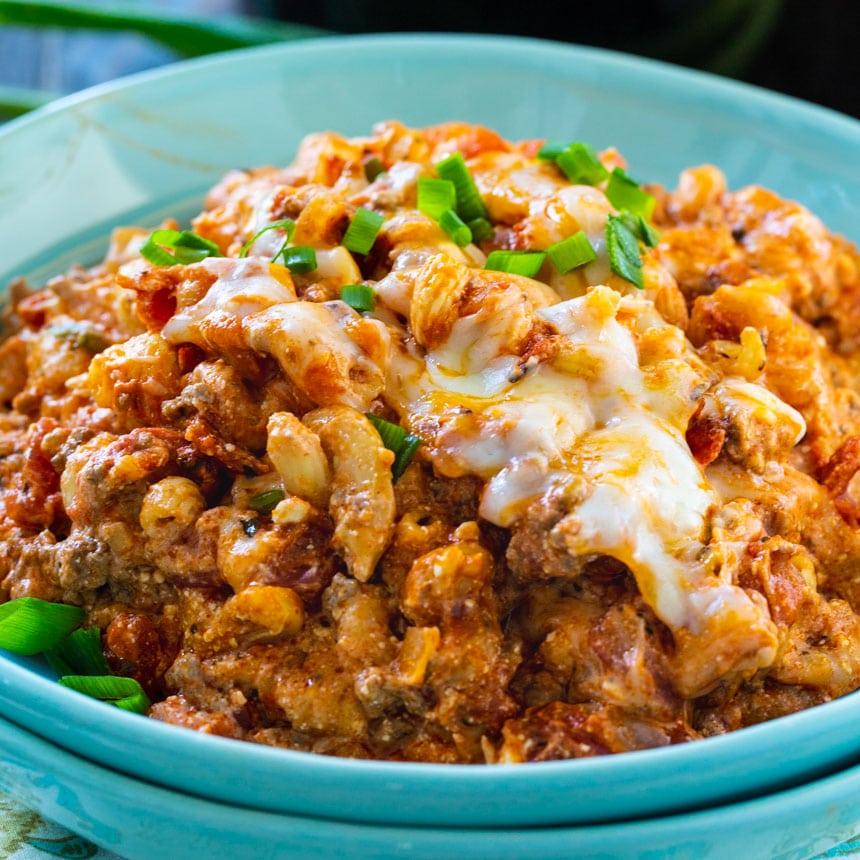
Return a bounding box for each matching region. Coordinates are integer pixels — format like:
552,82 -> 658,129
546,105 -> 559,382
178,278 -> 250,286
639,0 -> 784,77
0,0 -> 330,57
0,83 -> 56,118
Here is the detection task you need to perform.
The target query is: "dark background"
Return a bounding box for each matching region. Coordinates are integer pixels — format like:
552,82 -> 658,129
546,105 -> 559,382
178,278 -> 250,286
0,0 -> 857,120
262,0 -> 860,120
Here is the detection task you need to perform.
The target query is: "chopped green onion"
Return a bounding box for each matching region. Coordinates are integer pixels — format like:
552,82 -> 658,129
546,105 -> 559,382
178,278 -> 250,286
59,675 -> 151,713
248,489 -> 286,514
341,283 -> 375,313
364,156 -> 385,182
435,151 -> 489,223
239,219 -> 295,258
620,212 -> 661,248
0,597 -> 85,656
537,140 -> 568,161
140,229 -> 222,266
485,250 -> 547,279
367,413 -> 408,452
45,627 -> 111,677
367,414 -> 422,483
113,688 -> 152,714
606,214 -> 645,289
556,143 -> 609,186
342,208 -> 385,256
639,218 -> 661,248
547,231 -> 598,274
605,168 -> 656,219
417,177 -> 457,220
278,245 -> 317,274
467,217 -> 494,243
439,209 -> 472,247
391,436 -> 422,483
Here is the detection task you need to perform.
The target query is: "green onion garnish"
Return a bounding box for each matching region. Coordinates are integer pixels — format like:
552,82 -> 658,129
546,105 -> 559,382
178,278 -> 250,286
620,212 -> 661,248
45,627 -> 111,678
439,209 -> 472,247
341,283 -> 375,313
467,217 -> 494,243
367,414 -> 422,483
278,245 -> 317,274
390,436 -> 422,483
435,151 -> 490,223
0,596 -> 151,715
417,177 -> 457,220
342,208 -> 385,256
364,156 -> 386,182
140,229 -> 222,266
537,140 -> 569,161
485,250 -> 547,279
59,675 -> 151,714
239,219 -> 296,258
605,168 -> 656,219
556,142 -> 609,186
606,214 -> 645,289
248,489 -> 286,514
113,688 -> 153,714
547,231 -> 598,274
0,597 -> 85,656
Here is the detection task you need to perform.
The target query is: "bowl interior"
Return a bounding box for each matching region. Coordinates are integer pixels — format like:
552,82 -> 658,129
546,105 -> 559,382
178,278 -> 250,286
2,33 -> 860,829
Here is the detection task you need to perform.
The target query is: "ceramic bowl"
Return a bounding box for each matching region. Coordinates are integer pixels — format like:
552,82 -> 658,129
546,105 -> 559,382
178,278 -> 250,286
2,712 -> 860,860
1,33 -> 860,833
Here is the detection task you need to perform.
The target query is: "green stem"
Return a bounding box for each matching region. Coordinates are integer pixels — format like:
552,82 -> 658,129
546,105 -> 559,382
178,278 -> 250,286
0,84 -> 56,118
702,0 -> 784,76
0,0 -> 331,57
640,0 -> 783,76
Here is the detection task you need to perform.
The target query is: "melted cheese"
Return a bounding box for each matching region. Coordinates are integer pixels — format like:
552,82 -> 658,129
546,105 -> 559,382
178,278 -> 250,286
388,280 -> 723,632
161,256 -> 296,347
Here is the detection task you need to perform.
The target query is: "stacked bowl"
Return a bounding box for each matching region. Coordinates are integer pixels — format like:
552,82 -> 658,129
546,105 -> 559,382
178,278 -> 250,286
2,34 -> 860,859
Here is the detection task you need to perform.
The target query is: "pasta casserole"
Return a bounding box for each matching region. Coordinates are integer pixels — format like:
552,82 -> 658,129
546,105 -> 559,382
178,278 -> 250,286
2,120 -> 860,763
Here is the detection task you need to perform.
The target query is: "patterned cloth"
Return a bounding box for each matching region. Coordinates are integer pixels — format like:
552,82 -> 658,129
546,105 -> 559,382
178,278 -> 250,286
0,794 -> 117,859
2,789 -> 860,860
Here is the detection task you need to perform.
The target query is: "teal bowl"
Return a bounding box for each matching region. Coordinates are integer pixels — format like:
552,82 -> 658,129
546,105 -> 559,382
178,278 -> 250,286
2,712 -> 860,859
1,33 -> 860,836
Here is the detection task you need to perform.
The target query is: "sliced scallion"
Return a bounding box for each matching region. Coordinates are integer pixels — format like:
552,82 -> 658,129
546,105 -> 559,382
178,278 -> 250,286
605,168 -> 656,219
248,489 -> 286,515
467,217 -> 494,243
547,231 -> 598,274
484,250 -> 547,279
364,156 -> 385,182
140,229 -> 222,266
367,414 -> 422,483
341,283 -> 375,313
537,140 -> 568,161
112,689 -> 153,714
342,208 -> 385,256
435,151 -> 489,223
620,212 -> 661,248
239,219 -> 296,258
45,627 -> 112,677
0,597 -> 85,656
556,143 -> 609,186
606,214 -> 645,289
439,209 -> 472,247
59,675 -> 151,713
417,177 -> 457,220
278,245 -> 317,274
391,436 -> 422,483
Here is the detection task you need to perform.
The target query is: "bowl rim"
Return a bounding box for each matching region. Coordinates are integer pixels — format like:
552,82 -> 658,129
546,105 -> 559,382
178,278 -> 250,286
1,711 -> 859,860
